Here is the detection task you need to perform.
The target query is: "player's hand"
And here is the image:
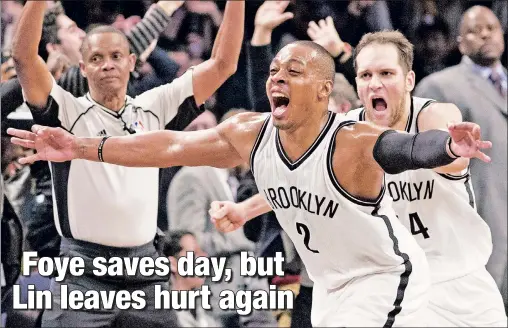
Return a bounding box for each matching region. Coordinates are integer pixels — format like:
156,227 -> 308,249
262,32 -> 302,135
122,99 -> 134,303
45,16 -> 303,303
156,0 -> 184,16
307,16 -> 345,58
7,125 -> 78,164
447,122 -> 492,163
254,0 -> 294,32
209,201 -> 248,233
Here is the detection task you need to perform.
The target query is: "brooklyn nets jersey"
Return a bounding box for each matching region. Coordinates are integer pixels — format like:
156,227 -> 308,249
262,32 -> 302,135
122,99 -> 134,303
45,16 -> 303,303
347,97 -> 493,283
250,112 -> 427,291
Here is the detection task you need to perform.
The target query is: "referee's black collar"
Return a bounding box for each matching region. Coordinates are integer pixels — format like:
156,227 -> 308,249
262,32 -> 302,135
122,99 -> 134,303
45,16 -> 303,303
85,93 -> 130,118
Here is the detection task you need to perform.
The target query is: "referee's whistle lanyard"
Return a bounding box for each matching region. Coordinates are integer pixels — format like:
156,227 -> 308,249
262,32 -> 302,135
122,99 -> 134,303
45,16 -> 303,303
87,93 -> 136,135
120,106 -> 137,135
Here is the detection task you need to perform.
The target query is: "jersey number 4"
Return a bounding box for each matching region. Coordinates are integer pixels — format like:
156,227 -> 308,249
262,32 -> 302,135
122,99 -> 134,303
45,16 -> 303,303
409,212 -> 430,239
296,222 -> 319,253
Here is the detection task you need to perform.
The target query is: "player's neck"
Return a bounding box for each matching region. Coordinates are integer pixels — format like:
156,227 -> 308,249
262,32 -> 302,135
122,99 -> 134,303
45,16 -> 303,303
390,96 -> 412,132
278,110 -> 329,162
89,89 -> 127,112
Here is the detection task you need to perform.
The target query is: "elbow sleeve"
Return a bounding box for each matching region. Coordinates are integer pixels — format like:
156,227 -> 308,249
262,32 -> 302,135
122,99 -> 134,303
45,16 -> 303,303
373,129 -> 456,174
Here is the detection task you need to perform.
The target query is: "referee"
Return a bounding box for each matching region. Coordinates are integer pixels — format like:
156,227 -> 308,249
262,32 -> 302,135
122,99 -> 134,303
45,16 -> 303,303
11,1 -> 245,327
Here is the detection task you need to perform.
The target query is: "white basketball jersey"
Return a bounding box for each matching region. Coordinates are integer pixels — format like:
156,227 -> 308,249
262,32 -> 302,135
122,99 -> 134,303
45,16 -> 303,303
347,97 -> 493,283
250,112 -> 427,291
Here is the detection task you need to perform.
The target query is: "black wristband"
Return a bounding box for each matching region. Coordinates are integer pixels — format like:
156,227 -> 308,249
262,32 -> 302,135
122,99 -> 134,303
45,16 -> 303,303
373,129 -> 457,175
447,137 -> 460,158
98,136 -> 110,162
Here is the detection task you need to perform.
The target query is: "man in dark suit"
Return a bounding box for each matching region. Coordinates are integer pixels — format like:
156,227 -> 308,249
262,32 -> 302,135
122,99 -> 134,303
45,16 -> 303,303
415,5 -> 507,309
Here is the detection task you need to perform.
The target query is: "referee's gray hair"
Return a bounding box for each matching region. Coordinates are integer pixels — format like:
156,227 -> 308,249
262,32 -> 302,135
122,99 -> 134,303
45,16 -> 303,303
80,25 -> 130,56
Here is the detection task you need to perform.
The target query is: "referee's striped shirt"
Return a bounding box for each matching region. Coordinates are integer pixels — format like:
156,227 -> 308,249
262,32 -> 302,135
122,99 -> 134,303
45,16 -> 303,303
26,69 -> 203,247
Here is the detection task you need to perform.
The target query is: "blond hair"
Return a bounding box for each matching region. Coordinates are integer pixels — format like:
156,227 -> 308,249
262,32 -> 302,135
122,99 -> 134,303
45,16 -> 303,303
353,30 -> 414,73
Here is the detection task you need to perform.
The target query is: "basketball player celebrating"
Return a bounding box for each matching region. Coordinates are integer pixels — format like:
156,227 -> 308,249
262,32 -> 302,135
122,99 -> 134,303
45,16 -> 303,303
208,30 -> 507,326
8,41 -> 492,327
346,31 -> 507,327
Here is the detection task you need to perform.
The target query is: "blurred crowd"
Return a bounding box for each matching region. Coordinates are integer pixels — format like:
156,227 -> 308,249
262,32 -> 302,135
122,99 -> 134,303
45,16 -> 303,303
1,0 -> 507,327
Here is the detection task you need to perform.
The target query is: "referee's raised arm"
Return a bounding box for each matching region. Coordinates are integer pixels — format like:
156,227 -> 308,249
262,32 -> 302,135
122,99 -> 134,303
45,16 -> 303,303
191,1 -> 245,106
11,1 -> 53,109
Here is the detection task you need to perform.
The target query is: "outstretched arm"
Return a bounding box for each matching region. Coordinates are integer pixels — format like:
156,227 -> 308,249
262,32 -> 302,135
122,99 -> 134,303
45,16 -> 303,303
8,112 -> 268,169
83,124 -> 242,168
11,1 -> 53,108
416,102 -> 470,175
191,1 -> 245,106
332,121 -> 492,201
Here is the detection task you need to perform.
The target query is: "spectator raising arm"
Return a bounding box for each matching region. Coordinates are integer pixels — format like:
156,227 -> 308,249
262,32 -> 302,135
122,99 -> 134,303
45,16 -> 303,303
247,0 -> 293,112
307,17 -> 356,88
11,1 -> 53,109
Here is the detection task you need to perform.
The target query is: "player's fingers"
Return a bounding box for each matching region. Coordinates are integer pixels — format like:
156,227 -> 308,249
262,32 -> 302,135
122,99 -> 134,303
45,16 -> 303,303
209,208 -> 221,219
471,124 -> 481,140
18,153 -> 41,165
217,218 -> 232,232
214,203 -> 233,218
318,19 -> 326,29
475,150 -> 491,163
210,201 -> 223,212
32,126 -> 54,141
222,224 -> 237,233
209,202 -> 226,219
464,131 -> 475,148
447,121 -> 477,132
10,137 -> 35,149
476,140 -> 492,149
31,124 -> 47,134
6,128 -> 36,141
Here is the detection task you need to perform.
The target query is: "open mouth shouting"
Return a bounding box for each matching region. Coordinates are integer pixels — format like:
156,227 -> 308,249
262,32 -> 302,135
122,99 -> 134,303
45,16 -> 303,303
272,92 -> 290,119
372,97 -> 387,112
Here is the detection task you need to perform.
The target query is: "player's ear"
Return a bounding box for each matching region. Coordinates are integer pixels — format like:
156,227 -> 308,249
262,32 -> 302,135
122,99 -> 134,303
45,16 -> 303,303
405,70 -> 415,92
319,80 -> 333,101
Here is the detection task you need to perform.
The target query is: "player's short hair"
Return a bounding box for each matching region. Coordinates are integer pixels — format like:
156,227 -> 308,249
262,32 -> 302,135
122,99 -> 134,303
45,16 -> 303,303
39,2 -> 65,61
291,40 -> 336,82
159,230 -> 195,258
80,25 -> 130,57
353,30 -> 414,73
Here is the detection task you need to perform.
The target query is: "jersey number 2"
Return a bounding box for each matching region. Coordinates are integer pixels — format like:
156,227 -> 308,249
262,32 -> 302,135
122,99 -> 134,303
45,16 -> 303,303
296,222 -> 320,253
409,212 -> 430,239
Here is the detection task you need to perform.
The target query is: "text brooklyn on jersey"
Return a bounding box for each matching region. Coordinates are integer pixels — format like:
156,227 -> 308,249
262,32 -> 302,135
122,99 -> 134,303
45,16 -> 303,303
263,186 -> 339,219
